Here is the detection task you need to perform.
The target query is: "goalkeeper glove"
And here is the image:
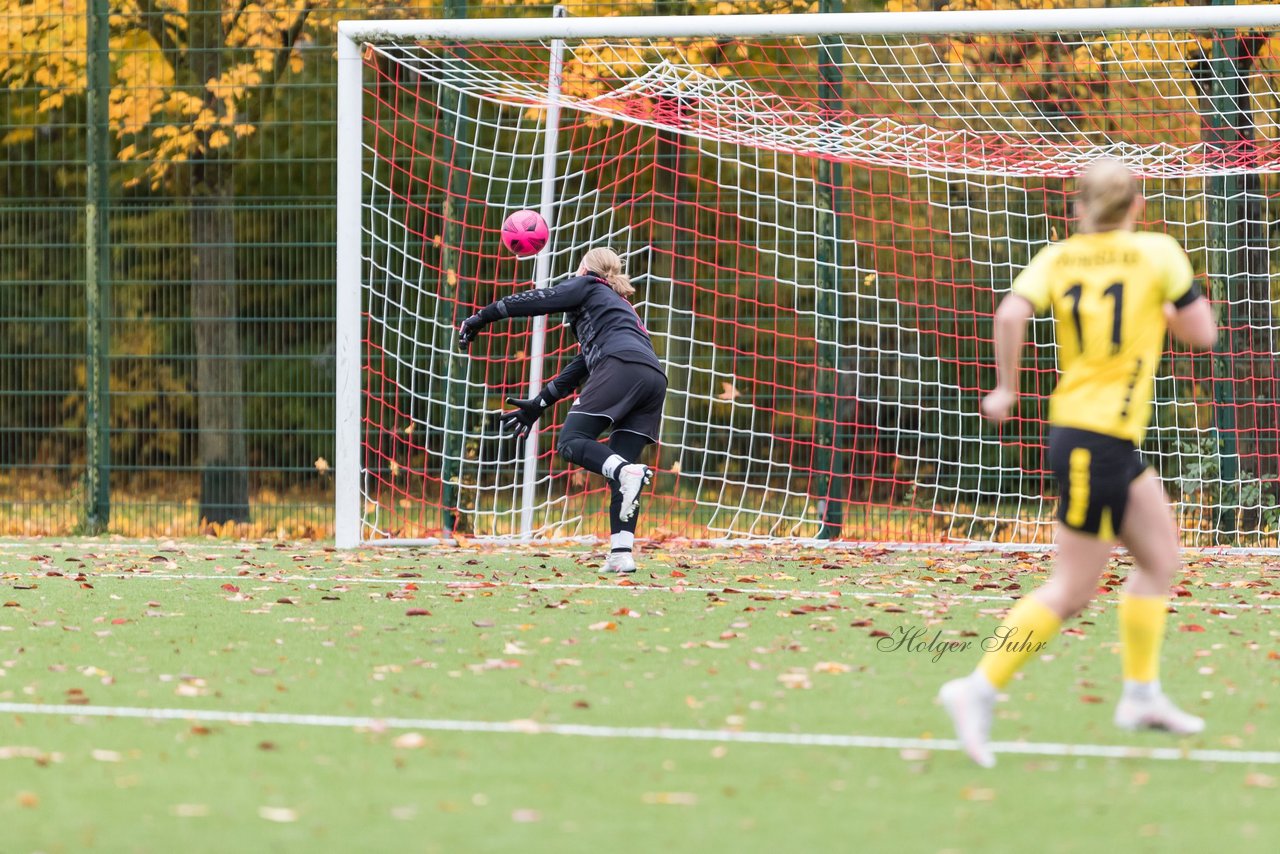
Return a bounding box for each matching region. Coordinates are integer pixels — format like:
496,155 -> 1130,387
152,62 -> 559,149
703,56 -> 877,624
491,393 -> 555,441
457,314 -> 486,350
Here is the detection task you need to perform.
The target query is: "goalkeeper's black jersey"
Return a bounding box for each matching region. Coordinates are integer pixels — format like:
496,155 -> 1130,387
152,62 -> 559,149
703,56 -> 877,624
482,273 -> 664,375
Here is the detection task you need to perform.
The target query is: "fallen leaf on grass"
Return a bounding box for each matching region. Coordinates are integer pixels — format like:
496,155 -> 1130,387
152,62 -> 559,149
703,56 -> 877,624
258,806 -> 298,823
17,792 -> 39,808
961,786 -> 996,802
641,792 -> 698,806
1079,695 -> 1104,704
588,621 -> 617,631
90,749 -> 122,763
468,659 -> 521,672
813,661 -> 851,674
777,671 -> 812,690
405,609 -> 431,617
393,732 -> 427,750
1244,772 -> 1276,789
171,804 -> 210,817
1179,624 -> 1207,633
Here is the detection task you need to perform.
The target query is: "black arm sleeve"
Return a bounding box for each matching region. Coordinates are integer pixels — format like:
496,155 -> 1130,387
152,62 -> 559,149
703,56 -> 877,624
1173,281 -> 1203,310
543,355 -> 589,402
479,279 -> 589,323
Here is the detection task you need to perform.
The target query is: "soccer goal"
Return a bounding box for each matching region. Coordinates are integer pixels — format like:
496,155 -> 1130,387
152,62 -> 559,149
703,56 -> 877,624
336,5 -> 1280,549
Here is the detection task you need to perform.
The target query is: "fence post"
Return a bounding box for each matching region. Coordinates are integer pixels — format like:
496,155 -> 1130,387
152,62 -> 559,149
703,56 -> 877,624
815,0 -> 846,539
1204,22 -> 1245,541
84,0 -> 111,532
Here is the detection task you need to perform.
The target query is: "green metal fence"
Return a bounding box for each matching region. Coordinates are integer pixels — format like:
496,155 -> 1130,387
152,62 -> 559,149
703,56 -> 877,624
1,1 -> 847,537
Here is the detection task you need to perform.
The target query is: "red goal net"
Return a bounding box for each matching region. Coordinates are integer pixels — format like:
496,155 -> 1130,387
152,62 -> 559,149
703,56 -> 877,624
344,17 -> 1280,546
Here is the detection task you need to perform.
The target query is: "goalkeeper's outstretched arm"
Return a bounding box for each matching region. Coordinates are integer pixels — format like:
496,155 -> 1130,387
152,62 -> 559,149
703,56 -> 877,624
457,279 -> 594,349
493,355 -> 590,440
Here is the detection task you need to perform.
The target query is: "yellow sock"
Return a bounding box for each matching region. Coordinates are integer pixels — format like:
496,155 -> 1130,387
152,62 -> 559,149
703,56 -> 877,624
976,596 -> 1062,689
1119,593 -> 1167,683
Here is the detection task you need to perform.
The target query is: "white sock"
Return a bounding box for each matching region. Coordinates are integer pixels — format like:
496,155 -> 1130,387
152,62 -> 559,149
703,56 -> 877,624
1123,679 -> 1160,701
611,532 -> 634,552
601,454 -> 627,480
967,669 -> 998,700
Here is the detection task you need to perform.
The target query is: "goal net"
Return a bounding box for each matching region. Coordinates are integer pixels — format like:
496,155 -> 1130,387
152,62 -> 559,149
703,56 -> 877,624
336,6 -> 1280,548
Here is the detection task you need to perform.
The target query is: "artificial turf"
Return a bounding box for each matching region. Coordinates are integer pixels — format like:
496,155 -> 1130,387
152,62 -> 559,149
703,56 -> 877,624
1,541 -> 1276,853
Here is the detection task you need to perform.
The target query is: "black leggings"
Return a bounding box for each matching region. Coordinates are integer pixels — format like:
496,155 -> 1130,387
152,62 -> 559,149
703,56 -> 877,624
557,412 -> 651,536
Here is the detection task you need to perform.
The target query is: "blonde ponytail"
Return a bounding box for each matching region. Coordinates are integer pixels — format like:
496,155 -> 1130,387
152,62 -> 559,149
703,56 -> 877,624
579,247 -> 634,298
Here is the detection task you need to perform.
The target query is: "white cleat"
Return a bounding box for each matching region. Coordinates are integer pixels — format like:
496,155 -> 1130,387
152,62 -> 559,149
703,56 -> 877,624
616,464 -> 653,522
939,677 -> 997,769
603,551 -> 636,574
1114,692 -> 1205,735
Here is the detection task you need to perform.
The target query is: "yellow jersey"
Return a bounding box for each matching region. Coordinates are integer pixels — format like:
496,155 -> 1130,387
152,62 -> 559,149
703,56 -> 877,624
1011,230 -> 1195,445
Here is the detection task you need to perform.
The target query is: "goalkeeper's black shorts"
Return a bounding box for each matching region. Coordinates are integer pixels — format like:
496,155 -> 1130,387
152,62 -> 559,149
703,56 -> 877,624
570,355 -> 667,442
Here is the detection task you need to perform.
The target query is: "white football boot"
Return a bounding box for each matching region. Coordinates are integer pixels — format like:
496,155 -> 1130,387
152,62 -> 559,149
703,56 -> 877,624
603,551 -> 637,574
616,464 -> 653,522
939,675 -> 997,769
1114,688 -> 1205,735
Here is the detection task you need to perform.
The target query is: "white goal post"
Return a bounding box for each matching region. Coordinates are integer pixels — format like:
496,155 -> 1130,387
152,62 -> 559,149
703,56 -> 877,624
337,5 -> 1280,549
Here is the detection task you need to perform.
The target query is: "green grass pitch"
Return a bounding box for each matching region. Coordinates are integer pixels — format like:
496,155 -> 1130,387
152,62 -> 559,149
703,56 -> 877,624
1,542 -> 1277,853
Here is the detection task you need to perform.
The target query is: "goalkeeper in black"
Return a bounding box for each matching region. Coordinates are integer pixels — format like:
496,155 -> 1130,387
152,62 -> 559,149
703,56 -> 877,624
458,247 -> 667,574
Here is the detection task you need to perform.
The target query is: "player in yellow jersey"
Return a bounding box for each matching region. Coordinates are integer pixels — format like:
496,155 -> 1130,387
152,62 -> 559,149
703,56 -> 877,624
939,159 -> 1218,767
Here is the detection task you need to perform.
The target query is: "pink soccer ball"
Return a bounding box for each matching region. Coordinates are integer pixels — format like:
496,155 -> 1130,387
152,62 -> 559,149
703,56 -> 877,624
501,209 -> 549,257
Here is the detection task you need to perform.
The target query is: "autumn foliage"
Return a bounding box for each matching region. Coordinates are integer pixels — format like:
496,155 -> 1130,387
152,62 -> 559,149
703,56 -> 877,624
3,0 -> 1280,539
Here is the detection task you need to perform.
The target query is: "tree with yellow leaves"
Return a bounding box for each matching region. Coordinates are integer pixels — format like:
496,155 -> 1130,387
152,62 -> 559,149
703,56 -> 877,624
0,0 -> 358,523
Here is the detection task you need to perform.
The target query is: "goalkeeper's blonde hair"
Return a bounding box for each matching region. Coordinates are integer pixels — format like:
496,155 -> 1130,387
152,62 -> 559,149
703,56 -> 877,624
580,247 -> 634,298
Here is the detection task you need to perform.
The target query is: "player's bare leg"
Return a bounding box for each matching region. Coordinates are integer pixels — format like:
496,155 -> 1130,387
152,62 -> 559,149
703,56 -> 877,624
1113,472 -> 1204,734
940,527 -> 1111,767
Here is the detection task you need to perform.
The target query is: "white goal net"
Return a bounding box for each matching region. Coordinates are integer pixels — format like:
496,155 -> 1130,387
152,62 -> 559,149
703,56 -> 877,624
336,6 -> 1280,547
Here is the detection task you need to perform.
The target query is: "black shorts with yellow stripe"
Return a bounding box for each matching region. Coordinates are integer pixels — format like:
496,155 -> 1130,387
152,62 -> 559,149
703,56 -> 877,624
1047,427 -> 1150,540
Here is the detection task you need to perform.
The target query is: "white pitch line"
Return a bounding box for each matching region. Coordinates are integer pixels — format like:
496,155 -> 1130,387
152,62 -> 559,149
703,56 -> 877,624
18,571 -> 1272,611
1,701 -> 1275,765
